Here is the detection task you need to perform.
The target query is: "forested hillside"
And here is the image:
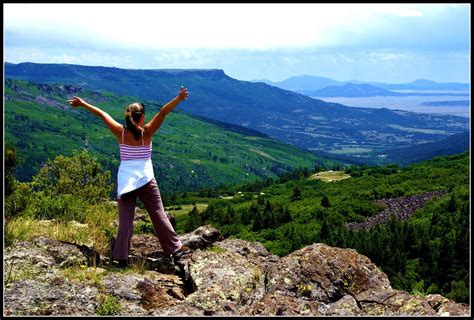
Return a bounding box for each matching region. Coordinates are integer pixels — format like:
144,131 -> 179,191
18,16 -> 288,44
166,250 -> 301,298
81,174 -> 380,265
4,79 -> 334,194
178,152 -> 470,303
375,131 -> 470,165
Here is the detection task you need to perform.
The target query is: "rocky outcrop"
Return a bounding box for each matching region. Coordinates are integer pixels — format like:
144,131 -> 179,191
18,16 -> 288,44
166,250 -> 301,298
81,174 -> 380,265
346,190 -> 447,231
3,225 -> 469,316
5,79 -> 112,113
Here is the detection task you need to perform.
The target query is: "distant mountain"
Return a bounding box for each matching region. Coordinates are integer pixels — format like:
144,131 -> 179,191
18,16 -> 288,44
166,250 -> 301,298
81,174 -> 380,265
376,131 -> 470,166
250,79 -> 275,86
297,83 -> 469,98
298,82 -> 402,98
4,79 -> 332,192
5,62 -> 470,162
382,79 -> 470,91
265,75 -> 344,91
264,75 -> 469,92
340,79 -> 470,91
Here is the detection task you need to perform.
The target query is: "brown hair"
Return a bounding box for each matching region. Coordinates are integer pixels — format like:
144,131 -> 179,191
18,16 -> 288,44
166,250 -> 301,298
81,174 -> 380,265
124,102 -> 145,140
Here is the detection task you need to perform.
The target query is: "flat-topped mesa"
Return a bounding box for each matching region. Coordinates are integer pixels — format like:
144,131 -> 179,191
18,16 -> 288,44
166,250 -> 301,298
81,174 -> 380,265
5,62 -> 230,81
148,69 -> 229,80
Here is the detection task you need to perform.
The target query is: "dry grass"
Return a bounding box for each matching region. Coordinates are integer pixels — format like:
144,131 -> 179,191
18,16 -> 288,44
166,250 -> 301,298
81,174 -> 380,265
5,203 -> 117,257
308,170 -> 351,182
61,265 -> 107,288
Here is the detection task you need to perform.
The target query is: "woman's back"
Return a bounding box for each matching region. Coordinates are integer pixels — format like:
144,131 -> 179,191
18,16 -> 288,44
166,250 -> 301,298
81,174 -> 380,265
119,126 -> 153,145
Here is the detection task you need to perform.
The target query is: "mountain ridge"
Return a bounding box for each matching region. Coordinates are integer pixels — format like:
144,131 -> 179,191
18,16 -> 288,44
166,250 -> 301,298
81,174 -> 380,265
376,130 -> 470,165
255,74 -> 470,91
5,62 -> 470,162
303,82 -> 401,97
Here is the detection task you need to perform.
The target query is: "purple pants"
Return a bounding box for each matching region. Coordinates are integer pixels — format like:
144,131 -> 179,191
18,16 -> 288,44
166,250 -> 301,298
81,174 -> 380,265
112,178 -> 182,259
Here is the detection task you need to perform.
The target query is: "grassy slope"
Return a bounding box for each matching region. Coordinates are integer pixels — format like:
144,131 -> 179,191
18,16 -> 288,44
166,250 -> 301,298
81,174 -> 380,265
4,79 -> 335,194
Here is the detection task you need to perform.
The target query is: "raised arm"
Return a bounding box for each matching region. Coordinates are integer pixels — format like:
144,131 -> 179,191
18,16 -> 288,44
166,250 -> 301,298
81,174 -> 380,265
144,86 -> 189,137
67,96 -> 123,139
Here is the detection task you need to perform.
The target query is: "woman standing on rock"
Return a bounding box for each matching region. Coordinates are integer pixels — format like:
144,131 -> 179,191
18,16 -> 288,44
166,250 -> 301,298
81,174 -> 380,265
66,87 -> 192,267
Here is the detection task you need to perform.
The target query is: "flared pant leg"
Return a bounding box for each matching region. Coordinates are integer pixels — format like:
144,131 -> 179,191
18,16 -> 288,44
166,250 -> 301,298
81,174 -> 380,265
112,178 -> 182,260
112,191 -> 137,260
137,178 -> 182,256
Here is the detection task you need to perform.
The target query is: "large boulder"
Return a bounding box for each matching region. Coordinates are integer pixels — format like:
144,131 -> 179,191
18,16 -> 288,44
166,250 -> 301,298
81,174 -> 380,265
128,225 -> 224,274
3,228 -> 469,316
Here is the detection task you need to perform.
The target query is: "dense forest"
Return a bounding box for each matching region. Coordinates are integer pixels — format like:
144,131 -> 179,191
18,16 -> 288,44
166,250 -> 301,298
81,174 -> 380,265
176,152 -> 470,303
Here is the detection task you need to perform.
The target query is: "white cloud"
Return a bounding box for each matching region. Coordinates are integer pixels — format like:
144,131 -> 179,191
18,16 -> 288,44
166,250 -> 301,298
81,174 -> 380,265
153,49 -> 218,68
4,3 -> 465,50
4,46 -> 137,68
4,3 -> 469,83
367,51 -> 414,62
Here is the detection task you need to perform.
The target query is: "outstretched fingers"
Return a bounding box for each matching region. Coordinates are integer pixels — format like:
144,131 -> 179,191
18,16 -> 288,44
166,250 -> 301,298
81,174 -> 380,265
66,96 -> 83,107
179,86 -> 189,100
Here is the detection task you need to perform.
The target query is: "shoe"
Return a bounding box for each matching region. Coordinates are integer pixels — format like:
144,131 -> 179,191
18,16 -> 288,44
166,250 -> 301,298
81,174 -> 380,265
101,256 -> 111,266
112,259 -> 128,268
172,245 -> 192,261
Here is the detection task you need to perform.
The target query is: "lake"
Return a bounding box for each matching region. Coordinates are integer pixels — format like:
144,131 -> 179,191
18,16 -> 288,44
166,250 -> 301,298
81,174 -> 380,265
312,90 -> 470,118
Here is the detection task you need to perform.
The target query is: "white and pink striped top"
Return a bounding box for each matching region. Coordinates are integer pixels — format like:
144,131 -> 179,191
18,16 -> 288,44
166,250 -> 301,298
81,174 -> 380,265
116,128 -> 155,198
119,128 -> 152,161
119,143 -> 152,161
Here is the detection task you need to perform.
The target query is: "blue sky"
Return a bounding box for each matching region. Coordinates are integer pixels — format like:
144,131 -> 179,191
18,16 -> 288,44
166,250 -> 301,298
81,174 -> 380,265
3,3 -> 471,83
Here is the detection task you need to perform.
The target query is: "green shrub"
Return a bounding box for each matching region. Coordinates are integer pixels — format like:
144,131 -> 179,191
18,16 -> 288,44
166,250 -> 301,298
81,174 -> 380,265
25,193 -> 87,223
446,279 -> 469,303
32,149 -> 112,204
135,221 -> 155,234
96,294 -> 122,315
5,182 -> 32,219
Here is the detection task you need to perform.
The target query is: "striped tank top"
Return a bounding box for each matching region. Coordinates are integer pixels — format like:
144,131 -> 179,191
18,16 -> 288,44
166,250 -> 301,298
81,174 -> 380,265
116,128 -> 155,198
119,128 -> 152,161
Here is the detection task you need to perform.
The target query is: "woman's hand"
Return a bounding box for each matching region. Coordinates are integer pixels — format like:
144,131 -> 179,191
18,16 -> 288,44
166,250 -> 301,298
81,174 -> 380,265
66,96 -> 87,108
177,86 -> 189,101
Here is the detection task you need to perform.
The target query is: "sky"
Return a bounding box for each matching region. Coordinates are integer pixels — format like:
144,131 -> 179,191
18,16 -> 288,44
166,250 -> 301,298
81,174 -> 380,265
3,3 -> 471,83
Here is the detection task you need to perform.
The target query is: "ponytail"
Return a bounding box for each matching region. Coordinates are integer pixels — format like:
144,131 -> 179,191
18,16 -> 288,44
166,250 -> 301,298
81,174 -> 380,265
124,102 -> 145,140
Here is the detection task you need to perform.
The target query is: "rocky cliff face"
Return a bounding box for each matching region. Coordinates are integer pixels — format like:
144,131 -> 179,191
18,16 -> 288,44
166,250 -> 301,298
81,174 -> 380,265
3,226 -> 469,316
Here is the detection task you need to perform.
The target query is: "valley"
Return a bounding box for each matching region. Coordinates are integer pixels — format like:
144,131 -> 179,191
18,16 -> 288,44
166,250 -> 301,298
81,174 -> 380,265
5,63 -> 469,163
315,92 -> 469,118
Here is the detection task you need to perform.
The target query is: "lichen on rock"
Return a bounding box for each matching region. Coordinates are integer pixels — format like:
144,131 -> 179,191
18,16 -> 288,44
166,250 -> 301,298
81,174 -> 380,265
3,226 -> 470,316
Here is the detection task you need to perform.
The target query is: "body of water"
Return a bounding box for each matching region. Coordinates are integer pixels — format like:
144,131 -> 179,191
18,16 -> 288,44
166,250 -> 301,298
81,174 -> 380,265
312,91 -> 470,118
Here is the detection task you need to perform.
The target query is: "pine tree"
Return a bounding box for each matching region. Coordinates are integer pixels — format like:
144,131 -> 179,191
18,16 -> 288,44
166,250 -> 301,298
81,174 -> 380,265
281,207 -> 292,224
252,211 -> 264,231
263,200 -> 273,228
185,205 -> 201,232
321,195 -> 331,208
291,186 -> 302,201
320,220 -> 330,242
5,145 -> 18,196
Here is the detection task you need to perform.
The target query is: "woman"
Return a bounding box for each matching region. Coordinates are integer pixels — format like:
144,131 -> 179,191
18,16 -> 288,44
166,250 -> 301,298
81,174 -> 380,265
66,86 -> 191,266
